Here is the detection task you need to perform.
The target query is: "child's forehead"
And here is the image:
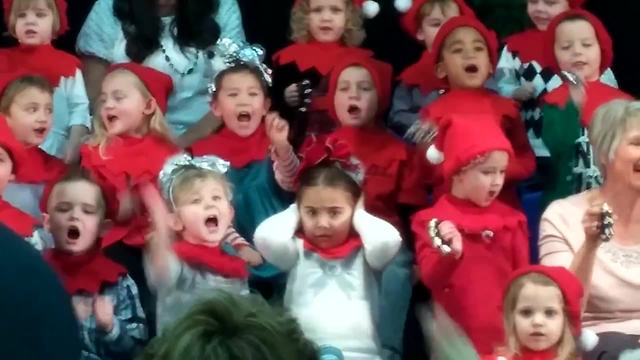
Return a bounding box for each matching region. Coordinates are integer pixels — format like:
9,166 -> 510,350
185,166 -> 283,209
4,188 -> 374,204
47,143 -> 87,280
219,71 -> 263,89
444,26 -> 485,45
14,0 -> 51,11
50,180 -> 101,204
421,1 -> 460,19
338,65 -> 372,81
13,86 -> 52,103
555,18 -> 596,39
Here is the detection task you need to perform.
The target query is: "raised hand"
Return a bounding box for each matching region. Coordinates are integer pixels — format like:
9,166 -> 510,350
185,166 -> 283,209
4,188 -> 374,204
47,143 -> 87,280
284,83 -> 300,107
265,112 -> 291,150
437,220 -> 463,259
93,296 -> 115,332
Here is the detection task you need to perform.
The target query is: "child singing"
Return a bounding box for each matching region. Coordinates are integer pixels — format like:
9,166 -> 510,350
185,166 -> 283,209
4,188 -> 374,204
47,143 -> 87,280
254,137 -> 401,359
389,0 -> 474,138
42,168 -> 147,360
539,9 -> 631,209
0,71 -> 66,219
140,154 -> 252,333
271,0 -> 378,148
412,114 -> 530,354
2,0 -> 91,163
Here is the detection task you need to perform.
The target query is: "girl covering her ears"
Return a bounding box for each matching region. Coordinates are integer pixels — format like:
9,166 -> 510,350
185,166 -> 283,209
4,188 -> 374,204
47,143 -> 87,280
254,135 -> 401,359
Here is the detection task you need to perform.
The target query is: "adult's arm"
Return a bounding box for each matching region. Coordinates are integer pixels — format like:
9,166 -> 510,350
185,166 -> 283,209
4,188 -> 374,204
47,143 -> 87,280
216,0 -> 246,42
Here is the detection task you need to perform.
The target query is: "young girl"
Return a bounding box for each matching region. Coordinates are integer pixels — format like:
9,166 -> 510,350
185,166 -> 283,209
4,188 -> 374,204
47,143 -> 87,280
0,71 -> 66,220
483,265 -> 596,359
271,0 -> 377,148
412,114 -> 529,354
2,0 -> 91,163
42,168 -> 147,360
413,15 -> 536,206
496,0 -> 617,159
190,44 -> 296,243
389,0 -> 474,138
539,9 -> 631,209
254,138 -> 401,359
140,154 -> 252,333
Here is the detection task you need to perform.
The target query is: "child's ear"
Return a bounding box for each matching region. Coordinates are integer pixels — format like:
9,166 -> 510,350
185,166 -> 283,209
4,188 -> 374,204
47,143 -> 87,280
435,61 -> 447,80
143,98 -> 158,115
416,29 -> 425,41
42,213 -> 51,232
211,99 -> 223,117
263,97 -> 272,113
167,213 -> 184,232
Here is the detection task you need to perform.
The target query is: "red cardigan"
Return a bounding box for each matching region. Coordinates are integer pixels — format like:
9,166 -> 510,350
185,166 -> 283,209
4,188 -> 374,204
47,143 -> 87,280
412,194 -> 530,354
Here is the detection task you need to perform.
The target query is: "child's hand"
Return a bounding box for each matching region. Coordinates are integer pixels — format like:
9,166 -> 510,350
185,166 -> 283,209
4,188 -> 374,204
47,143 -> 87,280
72,297 -> 93,321
93,296 -> 115,332
284,84 -> 300,107
237,246 -> 264,267
116,186 -> 139,222
138,182 -> 173,245
265,112 -> 290,150
64,143 -> 81,164
437,220 -> 463,258
568,81 -> 586,111
513,83 -> 536,102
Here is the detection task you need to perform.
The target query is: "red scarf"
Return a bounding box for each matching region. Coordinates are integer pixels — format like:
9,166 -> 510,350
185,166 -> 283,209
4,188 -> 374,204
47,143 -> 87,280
398,50 -> 444,94
190,126 -> 270,168
2,44 -> 80,87
0,199 -> 38,237
44,247 -> 127,295
331,125 -> 407,165
504,29 -> 548,68
543,81 -> 632,127
421,88 -> 520,122
13,145 -> 66,183
273,41 -> 374,75
301,234 -> 363,260
173,240 -> 249,279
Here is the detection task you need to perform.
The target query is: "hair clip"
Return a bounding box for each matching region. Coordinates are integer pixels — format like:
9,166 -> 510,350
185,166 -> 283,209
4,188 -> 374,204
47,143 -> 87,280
600,202 -> 614,242
428,218 -> 453,256
208,38 -> 272,94
158,153 -> 230,207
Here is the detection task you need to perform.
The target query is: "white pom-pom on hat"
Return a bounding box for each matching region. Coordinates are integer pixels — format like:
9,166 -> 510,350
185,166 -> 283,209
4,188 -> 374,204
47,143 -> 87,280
579,329 -> 599,352
426,144 -> 444,164
362,0 -> 380,18
394,0 -> 412,13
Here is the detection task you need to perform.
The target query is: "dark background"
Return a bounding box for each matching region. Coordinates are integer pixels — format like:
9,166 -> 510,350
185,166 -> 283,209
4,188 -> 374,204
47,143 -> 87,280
1,0 -> 638,97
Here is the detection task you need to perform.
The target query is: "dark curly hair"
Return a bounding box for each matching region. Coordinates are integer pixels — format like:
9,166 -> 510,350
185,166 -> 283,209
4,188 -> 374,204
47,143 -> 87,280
114,0 -> 221,63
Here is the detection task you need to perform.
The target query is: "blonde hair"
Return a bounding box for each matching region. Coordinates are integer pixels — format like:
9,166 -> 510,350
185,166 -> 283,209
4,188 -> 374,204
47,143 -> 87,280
7,0 -> 61,37
418,0 -> 460,23
170,168 -> 233,208
290,0 -> 365,46
89,69 -> 172,157
502,273 -> 578,360
0,75 -> 53,114
589,99 -> 640,176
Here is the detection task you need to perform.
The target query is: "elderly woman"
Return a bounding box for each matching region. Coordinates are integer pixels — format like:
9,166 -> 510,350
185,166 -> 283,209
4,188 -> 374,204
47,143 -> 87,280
76,0 -> 245,146
539,99 -> 640,359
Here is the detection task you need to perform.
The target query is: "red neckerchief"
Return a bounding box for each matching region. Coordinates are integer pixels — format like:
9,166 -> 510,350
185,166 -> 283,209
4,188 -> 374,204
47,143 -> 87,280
0,199 -> 38,237
190,125 -> 270,168
330,125 -> 407,166
543,81 -> 632,127
516,348 -> 559,360
44,247 -> 127,295
398,50 -> 445,94
2,44 -> 80,87
421,88 -> 520,122
300,233 -> 363,260
273,41 -> 374,75
80,134 -> 178,191
504,28 -> 548,68
173,240 -> 249,279
13,145 -> 66,184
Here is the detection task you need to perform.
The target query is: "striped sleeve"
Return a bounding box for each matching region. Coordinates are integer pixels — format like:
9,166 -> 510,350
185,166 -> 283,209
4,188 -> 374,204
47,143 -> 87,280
223,227 -> 250,249
271,146 -> 299,192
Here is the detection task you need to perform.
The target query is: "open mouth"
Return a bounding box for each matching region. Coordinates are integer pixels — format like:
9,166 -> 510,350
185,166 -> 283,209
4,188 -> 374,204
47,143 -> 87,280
67,225 -> 81,240
487,190 -> 497,198
530,331 -> 545,337
347,104 -> 362,116
106,114 -> 118,124
319,26 -> 333,32
33,127 -> 47,136
204,215 -> 219,231
464,64 -> 479,74
24,29 -> 37,36
237,111 -> 251,123
572,61 -> 588,69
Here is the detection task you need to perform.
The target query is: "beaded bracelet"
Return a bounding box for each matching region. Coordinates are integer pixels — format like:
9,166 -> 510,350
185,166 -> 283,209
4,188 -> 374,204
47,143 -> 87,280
428,218 -> 453,256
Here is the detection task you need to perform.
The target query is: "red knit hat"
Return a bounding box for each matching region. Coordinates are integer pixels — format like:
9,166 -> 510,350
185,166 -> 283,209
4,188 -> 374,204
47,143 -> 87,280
506,265 -> 598,351
327,55 -> 393,122
294,0 -> 381,18
395,0 -> 476,37
0,69 -> 33,99
108,63 -> 174,114
425,114 -> 513,178
544,9 -> 613,75
3,0 -> 69,36
569,0 -> 586,8
0,115 -> 24,173
431,15 -> 499,67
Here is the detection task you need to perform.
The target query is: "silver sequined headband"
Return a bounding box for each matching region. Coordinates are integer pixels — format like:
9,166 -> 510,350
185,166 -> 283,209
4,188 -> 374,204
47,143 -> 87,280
208,38 -> 272,94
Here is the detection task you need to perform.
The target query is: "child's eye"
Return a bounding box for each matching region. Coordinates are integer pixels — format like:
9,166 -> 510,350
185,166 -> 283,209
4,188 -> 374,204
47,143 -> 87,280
474,46 -> 486,52
54,204 -> 71,213
329,209 -> 341,217
212,195 -> 222,201
36,12 -> 48,18
190,198 -> 202,204
17,12 -> 27,18
249,91 -> 260,97
306,209 -> 317,216
518,308 -> 533,317
545,309 -> 558,317
561,45 -> 571,51
451,48 -> 463,54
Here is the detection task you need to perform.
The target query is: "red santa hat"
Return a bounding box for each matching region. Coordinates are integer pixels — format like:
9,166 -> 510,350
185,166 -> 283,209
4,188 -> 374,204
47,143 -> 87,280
544,9 -> 613,75
108,63 -> 174,114
431,15 -> 499,67
0,115 -> 24,173
327,54 -> 393,121
395,0 -> 475,37
0,69 -> 30,99
507,265 -> 599,352
294,0 -> 381,18
3,0 -> 69,36
569,0 -> 586,8
425,114 -> 513,179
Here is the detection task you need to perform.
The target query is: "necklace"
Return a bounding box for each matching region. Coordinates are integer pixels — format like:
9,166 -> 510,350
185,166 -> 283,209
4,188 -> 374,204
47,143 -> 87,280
159,42 -> 200,77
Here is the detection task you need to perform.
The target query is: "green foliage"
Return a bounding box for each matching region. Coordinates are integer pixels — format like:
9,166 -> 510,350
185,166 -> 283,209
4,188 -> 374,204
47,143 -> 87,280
468,0 -> 532,39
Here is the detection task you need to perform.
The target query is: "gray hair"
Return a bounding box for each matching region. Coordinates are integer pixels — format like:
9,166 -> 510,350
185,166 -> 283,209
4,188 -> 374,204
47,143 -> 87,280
589,99 -> 640,175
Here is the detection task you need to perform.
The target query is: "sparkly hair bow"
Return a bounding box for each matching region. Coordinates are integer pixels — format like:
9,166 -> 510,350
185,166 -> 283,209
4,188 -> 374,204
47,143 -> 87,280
208,38 -> 272,94
296,135 -> 364,186
158,153 -> 231,207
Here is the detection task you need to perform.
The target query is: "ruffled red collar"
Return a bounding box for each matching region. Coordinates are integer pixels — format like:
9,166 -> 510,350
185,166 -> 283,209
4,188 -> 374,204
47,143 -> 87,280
301,233 -> 362,260
398,50 -> 444,94
273,41 -> 374,75
543,81 -> 632,127
44,247 -> 127,294
421,88 -> 519,122
190,125 -> 270,168
173,240 -> 249,279
0,199 -> 38,237
504,29 -> 548,67
2,44 -> 80,87
516,348 -> 558,360
15,146 -> 66,184
330,125 -> 407,163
